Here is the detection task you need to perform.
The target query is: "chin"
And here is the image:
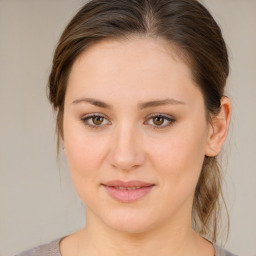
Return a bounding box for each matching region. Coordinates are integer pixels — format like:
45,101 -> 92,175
99,208 -> 160,235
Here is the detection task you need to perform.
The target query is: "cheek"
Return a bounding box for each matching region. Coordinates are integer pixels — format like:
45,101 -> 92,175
65,136 -> 108,181
63,131 -> 109,206
150,124 -> 207,188
63,119 -> 109,190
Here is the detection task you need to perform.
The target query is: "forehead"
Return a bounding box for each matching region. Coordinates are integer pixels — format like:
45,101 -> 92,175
66,36 -> 201,106
73,36 -> 189,72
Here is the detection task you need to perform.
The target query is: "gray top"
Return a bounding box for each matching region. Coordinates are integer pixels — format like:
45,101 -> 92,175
14,237 -> 238,256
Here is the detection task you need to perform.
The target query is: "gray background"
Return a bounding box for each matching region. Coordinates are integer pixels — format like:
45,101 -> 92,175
0,1 -> 255,256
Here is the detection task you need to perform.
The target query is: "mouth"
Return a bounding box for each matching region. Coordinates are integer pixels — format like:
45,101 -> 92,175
102,180 -> 155,203
109,186 -> 144,190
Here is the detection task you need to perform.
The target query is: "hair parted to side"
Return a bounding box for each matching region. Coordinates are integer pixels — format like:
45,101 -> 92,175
48,0 -> 229,243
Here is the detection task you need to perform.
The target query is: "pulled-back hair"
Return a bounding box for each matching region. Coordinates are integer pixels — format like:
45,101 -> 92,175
48,0 -> 229,243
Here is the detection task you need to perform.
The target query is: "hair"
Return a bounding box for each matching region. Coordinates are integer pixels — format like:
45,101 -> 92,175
48,0 -> 229,243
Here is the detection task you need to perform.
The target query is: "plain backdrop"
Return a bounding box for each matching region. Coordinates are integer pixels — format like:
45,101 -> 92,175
0,1 -> 255,256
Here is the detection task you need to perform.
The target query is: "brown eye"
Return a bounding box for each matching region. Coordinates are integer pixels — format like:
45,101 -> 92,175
81,114 -> 110,129
152,116 -> 165,126
145,114 -> 176,129
92,116 -> 104,125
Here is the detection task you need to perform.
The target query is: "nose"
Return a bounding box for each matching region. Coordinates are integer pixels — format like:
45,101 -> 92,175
109,123 -> 146,172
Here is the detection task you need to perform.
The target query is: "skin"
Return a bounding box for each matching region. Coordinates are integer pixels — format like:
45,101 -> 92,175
60,36 -> 231,256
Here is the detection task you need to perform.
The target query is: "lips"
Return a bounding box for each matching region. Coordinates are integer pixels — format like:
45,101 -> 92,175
102,180 -> 155,203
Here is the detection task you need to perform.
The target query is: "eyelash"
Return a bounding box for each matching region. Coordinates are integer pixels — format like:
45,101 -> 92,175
80,113 -> 176,130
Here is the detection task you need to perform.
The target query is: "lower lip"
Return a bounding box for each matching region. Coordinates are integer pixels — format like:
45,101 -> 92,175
103,185 -> 155,203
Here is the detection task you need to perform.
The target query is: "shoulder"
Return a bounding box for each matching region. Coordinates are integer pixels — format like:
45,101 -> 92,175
14,238 -> 62,256
214,244 -> 238,256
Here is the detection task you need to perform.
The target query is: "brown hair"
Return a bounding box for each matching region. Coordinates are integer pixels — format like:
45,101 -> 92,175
48,0 -> 229,243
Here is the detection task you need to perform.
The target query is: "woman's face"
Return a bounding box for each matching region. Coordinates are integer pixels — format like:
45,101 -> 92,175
63,36 -> 211,233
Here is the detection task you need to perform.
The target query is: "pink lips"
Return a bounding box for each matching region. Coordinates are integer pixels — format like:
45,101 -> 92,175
102,180 -> 155,203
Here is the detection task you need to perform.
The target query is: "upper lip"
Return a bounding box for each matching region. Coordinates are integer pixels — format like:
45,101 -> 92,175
103,180 -> 154,188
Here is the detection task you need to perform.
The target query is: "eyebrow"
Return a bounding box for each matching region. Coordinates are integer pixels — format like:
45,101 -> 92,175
72,97 -> 185,110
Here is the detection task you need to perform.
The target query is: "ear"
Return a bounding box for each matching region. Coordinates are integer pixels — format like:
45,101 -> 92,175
205,96 -> 232,157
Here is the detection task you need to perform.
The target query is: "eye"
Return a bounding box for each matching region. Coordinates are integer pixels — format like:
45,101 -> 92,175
145,113 -> 176,129
81,113 -> 175,129
81,114 -> 110,129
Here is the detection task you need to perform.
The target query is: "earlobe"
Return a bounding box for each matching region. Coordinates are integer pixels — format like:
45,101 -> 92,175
205,96 -> 232,157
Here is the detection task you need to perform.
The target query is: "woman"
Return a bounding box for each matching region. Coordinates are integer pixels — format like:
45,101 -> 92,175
16,0 -> 235,255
